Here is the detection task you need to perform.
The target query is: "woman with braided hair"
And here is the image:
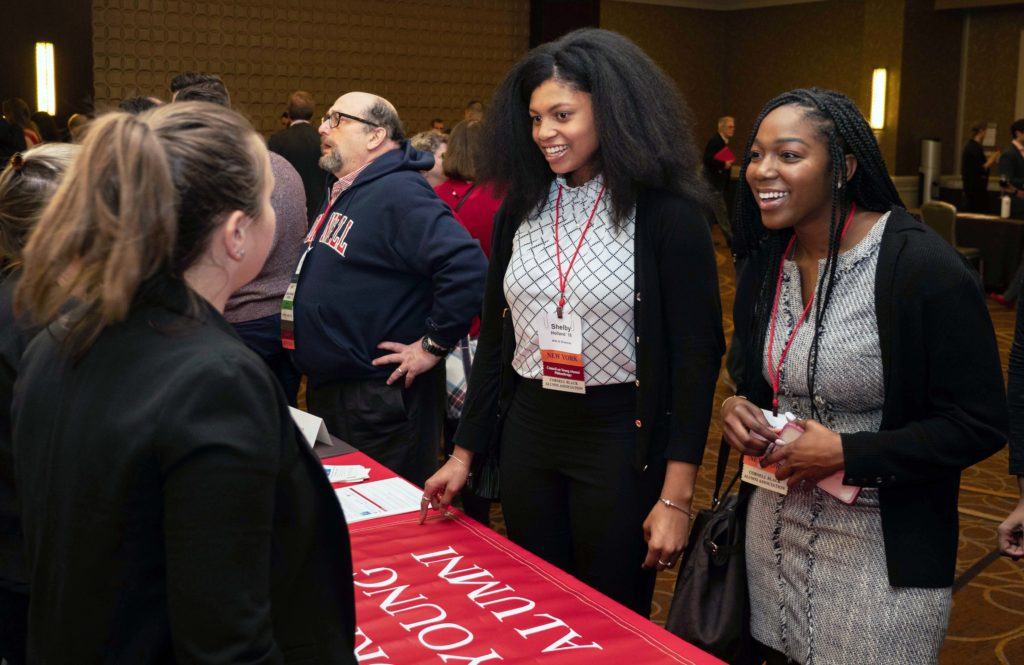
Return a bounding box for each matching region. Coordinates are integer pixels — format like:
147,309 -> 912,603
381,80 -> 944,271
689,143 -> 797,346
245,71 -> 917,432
721,88 -> 1006,664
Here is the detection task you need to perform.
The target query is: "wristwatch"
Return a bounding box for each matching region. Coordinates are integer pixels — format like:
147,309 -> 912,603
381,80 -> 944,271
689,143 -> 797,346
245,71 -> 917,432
421,336 -> 450,357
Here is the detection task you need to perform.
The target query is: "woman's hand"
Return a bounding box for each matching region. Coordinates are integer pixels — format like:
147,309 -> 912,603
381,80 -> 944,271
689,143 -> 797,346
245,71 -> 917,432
721,396 -> 780,456
418,447 -> 473,524
997,493 -> 1024,560
642,501 -> 691,572
762,419 -> 844,487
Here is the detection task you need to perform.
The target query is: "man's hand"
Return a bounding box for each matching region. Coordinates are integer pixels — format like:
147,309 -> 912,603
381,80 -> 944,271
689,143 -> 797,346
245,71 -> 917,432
998,479 -> 1024,560
762,419 -> 844,488
372,338 -> 443,388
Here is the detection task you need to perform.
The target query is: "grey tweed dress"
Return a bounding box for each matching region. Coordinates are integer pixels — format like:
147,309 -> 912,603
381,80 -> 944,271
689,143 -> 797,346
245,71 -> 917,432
746,214 -> 952,665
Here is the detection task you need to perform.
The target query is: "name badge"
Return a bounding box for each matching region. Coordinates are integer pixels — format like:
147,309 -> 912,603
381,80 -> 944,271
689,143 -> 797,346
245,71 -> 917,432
537,310 -> 585,394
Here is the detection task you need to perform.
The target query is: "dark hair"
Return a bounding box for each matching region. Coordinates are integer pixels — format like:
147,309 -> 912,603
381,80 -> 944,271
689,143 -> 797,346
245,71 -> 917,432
431,117 -> 444,125
477,28 -> 709,226
365,99 -> 405,142
119,96 -> 161,115
443,120 -> 479,181
17,102 -> 268,354
968,120 -> 988,136
732,87 -> 903,419
169,71 -> 221,94
1011,118 -> 1024,138
30,112 -> 60,141
2,99 -> 34,131
287,91 -> 315,121
174,80 -> 231,108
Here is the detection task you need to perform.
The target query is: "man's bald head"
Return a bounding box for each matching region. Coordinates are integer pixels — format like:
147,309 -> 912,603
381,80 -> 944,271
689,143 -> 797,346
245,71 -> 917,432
331,92 -> 405,142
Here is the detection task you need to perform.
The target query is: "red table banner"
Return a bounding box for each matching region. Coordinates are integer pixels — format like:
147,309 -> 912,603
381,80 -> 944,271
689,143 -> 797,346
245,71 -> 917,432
347,512 -> 722,664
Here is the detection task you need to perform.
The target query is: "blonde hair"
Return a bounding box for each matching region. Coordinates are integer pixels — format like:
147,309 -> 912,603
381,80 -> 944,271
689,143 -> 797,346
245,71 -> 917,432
0,143 -> 79,265
410,129 -> 446,155
17,101 -> 268,354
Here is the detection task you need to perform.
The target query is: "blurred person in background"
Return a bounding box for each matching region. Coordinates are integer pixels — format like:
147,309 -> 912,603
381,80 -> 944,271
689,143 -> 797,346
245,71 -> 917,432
960,120 -> 999,213
28,113 -> 60,143
118,96 -> 162,115
2,101 -> 40,149
269,91 -> 325,224
410,129 -> 447,188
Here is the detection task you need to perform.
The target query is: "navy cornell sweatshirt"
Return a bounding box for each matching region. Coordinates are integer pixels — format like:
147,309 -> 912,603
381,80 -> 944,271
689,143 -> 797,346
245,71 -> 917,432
290,143 -> 488,387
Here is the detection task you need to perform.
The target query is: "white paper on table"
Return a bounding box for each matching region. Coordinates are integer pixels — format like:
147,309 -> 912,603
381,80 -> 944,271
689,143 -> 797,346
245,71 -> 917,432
334,477 -> 423,524
288,407 -> 332,448
324,464 -> 371,483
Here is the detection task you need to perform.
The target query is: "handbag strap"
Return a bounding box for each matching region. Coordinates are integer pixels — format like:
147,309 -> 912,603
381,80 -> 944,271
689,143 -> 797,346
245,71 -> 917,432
711,437 -> 742,507
454,183 -> 478,212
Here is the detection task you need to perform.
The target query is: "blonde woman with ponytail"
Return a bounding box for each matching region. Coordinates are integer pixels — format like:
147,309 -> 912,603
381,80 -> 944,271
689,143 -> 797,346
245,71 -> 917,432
0,143 -> 78,665
11,103 -> 357,663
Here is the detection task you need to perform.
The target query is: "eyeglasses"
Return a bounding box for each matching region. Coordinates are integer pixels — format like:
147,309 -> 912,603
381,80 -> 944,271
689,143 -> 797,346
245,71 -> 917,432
321,111 -> 381,129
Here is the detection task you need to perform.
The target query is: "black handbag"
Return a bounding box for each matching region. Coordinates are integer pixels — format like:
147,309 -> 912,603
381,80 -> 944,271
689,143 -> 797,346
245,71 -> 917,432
665,438 -> 758,665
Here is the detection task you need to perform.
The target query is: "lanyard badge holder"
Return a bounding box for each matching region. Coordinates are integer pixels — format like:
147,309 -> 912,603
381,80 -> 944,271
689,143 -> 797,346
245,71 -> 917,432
537,183 -> 605,394
282,197 -> 338,350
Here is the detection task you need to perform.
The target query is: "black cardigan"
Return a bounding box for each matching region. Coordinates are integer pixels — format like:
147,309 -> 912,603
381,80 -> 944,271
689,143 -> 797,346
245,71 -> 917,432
455,187 -> 725,471
733,206 -> 1008,588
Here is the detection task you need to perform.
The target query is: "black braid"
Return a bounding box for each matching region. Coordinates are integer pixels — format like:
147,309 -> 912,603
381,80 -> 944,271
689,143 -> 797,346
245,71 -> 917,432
732,88 -> 905,419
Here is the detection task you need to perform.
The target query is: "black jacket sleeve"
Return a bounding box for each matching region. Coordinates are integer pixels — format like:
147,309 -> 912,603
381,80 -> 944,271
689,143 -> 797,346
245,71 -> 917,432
158,355 -> 285,664
453,206 -> 511,454
842,260 -> 1007,486
1009,273 -> 1024,475
658,199 -> 725,461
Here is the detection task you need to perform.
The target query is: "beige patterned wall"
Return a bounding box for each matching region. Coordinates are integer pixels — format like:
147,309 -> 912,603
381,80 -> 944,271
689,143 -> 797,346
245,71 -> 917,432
92,0 -> 529,136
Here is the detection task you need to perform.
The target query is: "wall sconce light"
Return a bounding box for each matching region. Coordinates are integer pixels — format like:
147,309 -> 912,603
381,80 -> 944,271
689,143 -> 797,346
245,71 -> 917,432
35,42 -> 56,116
870,67 -> 887,130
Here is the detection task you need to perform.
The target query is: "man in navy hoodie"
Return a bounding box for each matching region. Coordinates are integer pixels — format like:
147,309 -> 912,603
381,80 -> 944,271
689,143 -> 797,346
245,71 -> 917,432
286,91 -> 487,486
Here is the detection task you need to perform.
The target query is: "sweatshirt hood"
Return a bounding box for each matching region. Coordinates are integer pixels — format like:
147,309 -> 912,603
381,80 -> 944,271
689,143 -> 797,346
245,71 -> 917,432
348,141 -> 435,188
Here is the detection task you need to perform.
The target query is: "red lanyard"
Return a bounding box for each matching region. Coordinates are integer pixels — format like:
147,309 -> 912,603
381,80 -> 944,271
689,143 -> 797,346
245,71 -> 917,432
766,204 -> 857,414
553,183 -> 606,318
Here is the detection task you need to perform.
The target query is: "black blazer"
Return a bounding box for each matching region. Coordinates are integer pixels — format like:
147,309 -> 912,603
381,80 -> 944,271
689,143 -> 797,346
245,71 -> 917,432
733,207 -> 1007,588
269,122 -> 326,223
702,134 -> 730,194
1000,144 -> 1024,217
456,188 -> 725,471
12,278 -> 356,663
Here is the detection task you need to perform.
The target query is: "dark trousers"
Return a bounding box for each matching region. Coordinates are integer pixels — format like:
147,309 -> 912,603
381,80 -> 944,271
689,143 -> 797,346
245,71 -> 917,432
0,586 -> 27,665
307,365 -> 445,488
232,313 -> 301,406
499,378 -> 662,616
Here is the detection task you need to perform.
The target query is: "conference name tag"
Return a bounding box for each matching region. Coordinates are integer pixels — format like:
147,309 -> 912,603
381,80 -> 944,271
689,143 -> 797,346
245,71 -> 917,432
537,310 -> 585,394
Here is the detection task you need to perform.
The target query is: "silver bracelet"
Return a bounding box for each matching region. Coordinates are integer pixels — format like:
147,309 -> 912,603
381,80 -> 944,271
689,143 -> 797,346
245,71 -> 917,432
449,453 -> 472,478
659,497 -> 694,519
721,394 -> 747,410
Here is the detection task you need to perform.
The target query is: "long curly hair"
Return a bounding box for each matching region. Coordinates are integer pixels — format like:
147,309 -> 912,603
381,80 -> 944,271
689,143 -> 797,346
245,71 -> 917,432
477,28 -> 709,225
